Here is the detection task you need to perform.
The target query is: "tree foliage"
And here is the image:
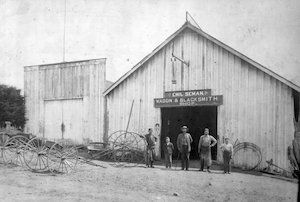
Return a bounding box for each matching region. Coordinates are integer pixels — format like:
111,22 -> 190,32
0,85 -> 25,129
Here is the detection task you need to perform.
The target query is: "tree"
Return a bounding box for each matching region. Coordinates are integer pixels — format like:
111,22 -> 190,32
0,85 -> 26,129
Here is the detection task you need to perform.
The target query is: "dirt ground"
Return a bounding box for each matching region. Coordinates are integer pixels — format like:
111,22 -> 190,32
0,160 -> 297,202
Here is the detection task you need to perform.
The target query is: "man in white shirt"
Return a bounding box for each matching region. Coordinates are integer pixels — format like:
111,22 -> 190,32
221,137 -> 233,174
198,128 -> 217,172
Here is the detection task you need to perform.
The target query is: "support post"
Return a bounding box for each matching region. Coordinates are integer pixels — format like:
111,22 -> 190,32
125,100 -> 134,138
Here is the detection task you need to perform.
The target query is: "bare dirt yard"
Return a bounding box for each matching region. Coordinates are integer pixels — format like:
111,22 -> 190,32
0,161 -> 297,202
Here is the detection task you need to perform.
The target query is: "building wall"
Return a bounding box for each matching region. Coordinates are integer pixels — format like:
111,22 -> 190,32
106,28 -> 295,170
24,59 -> 106,144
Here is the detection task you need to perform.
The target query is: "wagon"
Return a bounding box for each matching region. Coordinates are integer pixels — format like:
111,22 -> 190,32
22,138 -> 79,174
0,132 -> 79,174
83,131 -> 147,167
0,133 -> 30,166
1,130 -> 147,173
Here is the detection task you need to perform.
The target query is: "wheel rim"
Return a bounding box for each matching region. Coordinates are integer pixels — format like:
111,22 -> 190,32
23,137 -> 48,172
0,134 -> 11,164
2,135 -> 29,166
47,143 -> 78,174
112,132 -> 145,167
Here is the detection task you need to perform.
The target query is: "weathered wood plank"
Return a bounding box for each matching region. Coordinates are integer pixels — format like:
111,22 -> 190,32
106,29 -> 295,169
24,59 -> 106,144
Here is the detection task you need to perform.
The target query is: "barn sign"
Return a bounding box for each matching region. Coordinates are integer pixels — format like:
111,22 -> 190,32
164,89 -> 211,98
154,89 -> 223,108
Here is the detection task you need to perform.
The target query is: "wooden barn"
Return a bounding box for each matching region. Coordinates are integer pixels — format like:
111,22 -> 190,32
104,22 -> 300,170
24,58 -> 107,144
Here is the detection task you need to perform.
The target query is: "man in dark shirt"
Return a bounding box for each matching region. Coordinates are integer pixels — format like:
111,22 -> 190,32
177,126 -> 193,171
145,128 -> 157,168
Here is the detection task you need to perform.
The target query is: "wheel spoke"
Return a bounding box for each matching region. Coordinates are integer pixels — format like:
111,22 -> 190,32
25,151 -> 35,165
58,161 -> 62,172
26,143 -> 37,151
64,162 -> 70,173
34,156 -> 39,170
18,155 -> 24,167
64,150 -> 77,158
64,160 -> 72,169
47,142 -> 78,174
39,156 -> 42,170
2,150 -> 9,163
40,155 -> 47,169
61,162 -> 65,173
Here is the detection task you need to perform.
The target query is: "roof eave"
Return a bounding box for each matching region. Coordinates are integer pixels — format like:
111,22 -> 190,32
186,24 -> 300,92
104,22 -> 300,95
103,22 -> 190,96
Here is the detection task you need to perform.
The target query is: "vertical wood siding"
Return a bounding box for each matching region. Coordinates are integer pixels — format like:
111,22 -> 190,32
106,28 -> 295,169
24,59 -> 106,144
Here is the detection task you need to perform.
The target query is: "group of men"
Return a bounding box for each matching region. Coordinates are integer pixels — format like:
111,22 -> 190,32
145,125 -> 233,173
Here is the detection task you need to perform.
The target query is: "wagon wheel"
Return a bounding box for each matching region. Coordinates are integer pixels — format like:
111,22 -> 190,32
232,142 -> 262,171
132,132 -> 147,164
112,132 -> 141,166
47,143 -> 78,174
0,133 -> 10,164
23,137 -> 48,172
1,135 -> 29,166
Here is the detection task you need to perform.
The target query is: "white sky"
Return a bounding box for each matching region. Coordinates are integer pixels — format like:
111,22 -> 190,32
0,0 -> 300,90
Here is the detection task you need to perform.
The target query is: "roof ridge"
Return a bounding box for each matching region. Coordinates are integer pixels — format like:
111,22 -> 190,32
104,22 -> 300,95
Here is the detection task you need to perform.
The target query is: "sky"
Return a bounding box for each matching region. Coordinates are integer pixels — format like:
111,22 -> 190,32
0,0 -> 300,90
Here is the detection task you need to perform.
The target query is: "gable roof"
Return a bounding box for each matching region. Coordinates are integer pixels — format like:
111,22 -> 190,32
104,22 -> 300,95
105,80 -> 114,91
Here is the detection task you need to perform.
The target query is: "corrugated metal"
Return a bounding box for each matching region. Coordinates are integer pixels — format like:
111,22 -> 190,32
106,28 -> 295,169
24,59 -> 106,144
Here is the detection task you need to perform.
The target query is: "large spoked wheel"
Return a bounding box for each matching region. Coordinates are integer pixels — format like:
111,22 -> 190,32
23,137 -> 49,172
2,135 -> 29,166
47,143 -> 78,174
112,132 -> 145,167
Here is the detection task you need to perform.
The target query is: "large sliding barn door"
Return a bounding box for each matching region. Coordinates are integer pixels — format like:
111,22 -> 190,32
44,101 -> 63,140
44,99 -> 83,143
62,99 -> 83,141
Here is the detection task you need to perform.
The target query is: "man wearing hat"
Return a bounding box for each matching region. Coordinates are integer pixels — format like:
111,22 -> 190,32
221,137 -> 233,174
177,126 -> 193,171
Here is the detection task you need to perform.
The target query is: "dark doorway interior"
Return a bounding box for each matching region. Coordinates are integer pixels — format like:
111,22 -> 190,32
161,106 -> 217,160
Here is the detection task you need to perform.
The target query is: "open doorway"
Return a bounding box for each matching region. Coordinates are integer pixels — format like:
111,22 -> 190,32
161,106 -> 217,160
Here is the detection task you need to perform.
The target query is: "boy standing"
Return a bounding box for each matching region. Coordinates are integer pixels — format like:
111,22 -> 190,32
221,137 -> 233,174
163,137 -> 174,168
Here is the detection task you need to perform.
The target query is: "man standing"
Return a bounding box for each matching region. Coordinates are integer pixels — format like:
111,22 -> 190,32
221,137 -> 233,174
153,123 -> 161,159
198,128 -> 217,172
177,126 -> 193,171
145,128 -> 156,168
